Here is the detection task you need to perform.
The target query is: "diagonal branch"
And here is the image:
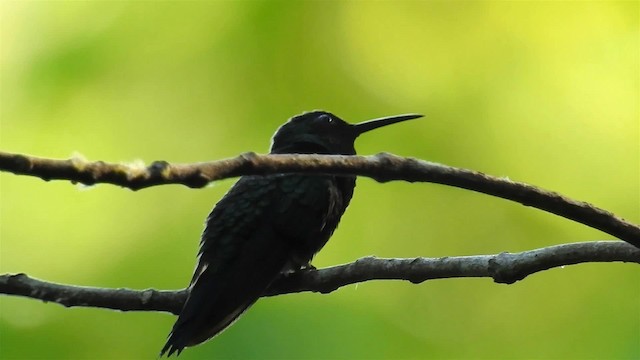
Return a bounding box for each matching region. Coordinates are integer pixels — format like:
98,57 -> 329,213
1,241 -> 638,315
1,151 -> 639,247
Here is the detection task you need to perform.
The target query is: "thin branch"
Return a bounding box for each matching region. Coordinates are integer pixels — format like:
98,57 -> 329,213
1,151 -> 639,247
1,241 -> 638,315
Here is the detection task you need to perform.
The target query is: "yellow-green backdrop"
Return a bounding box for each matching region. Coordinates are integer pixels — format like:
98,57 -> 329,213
1,1 -> 638,359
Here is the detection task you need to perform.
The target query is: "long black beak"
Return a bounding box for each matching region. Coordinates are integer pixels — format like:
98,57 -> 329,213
354,114 -> 424,136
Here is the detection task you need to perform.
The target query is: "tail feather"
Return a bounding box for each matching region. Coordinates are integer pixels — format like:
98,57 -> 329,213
159,340 -> 182,358
160,297 -> 255,357
159,228 -> 289,356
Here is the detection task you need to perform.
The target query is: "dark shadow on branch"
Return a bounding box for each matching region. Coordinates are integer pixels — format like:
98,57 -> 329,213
1,241 -> 638,315
0,151 -> 638,247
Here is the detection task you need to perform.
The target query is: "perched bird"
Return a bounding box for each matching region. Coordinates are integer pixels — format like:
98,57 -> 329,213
160,111 -> 422,356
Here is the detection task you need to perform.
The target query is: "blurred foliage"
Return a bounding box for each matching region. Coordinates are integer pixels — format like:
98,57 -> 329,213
1,1 -> 638,359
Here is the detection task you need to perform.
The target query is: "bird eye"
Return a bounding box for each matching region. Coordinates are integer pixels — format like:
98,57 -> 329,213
318,114 -> 334,124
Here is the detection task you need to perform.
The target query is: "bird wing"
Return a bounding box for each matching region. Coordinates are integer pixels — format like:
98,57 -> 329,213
271,175 -> 346,266
161,175 -> 335,356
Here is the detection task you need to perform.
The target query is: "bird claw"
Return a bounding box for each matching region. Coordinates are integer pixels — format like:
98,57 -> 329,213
280,262 -> 316,277
299,263 -> 316,271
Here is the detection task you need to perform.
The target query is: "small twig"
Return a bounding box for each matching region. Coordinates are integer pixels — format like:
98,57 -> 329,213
1,151 -> 638,247
1,241 -> 637,315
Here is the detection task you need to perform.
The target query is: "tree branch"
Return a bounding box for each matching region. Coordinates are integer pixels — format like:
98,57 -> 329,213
1,241 -> 638,315
1,151 -> 639,247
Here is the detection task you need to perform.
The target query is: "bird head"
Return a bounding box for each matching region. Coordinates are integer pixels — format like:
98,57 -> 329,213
270,111 -> 423,155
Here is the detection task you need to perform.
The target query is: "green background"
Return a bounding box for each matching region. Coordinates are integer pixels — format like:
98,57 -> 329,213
1,1 -> 638,359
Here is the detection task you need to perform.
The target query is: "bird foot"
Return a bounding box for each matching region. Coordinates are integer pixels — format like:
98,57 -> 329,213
299,263 -> 316,271
280,262 -> 316,276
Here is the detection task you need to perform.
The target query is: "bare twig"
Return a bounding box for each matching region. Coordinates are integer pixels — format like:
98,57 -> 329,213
1,151 -> 638,247
1,241 -> 637,315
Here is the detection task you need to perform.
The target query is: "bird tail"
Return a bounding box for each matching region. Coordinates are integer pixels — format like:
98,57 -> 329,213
160,297 -> 255,357
159,234 -> 289,356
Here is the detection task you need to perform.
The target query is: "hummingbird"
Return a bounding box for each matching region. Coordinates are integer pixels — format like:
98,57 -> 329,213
160,111 -> 422,356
